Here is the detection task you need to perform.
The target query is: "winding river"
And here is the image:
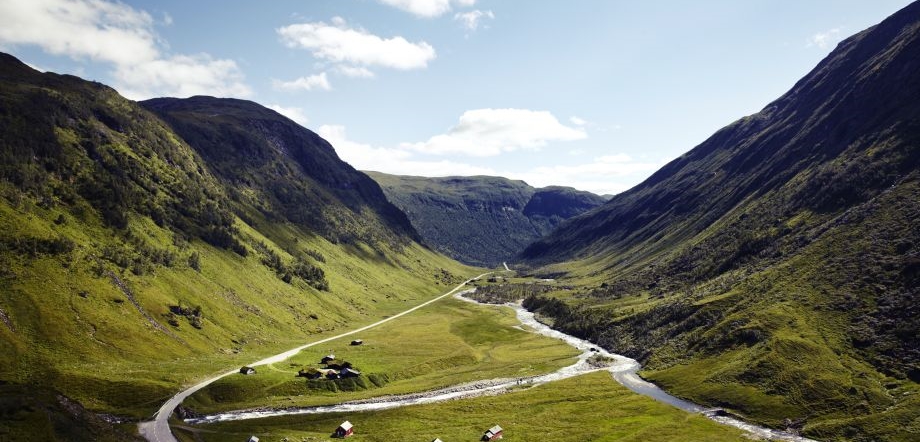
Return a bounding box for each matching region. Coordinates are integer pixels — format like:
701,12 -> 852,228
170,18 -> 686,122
186,291 -> 815,442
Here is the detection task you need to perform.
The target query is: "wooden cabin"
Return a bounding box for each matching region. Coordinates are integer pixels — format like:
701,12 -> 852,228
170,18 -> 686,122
334,420 -> 354,438
340,367 -> 361,378
482,425 -> 503,441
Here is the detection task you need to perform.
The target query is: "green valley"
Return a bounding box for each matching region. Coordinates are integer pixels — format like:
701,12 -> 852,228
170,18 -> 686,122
1,1 -> 919,441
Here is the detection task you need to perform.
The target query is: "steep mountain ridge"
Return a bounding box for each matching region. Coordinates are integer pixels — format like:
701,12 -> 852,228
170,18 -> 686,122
141,97 -> 419,247
0,52 -> 472,438
367,172 -> 606,267
519,3 -> 920,440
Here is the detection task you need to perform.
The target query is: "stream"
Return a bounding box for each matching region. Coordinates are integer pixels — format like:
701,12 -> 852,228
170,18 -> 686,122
186,291 -> 815,441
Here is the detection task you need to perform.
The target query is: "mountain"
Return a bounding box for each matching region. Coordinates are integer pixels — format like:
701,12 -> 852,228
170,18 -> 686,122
366,172 -> 606,267
140,96 -> 419,248
0,52 -> 471,437
519,3 -> 920,440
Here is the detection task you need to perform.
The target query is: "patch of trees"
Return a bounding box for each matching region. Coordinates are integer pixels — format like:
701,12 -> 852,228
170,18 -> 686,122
254,241 -> 329,290
165,303 -> 203,329
0,235 -> 75,258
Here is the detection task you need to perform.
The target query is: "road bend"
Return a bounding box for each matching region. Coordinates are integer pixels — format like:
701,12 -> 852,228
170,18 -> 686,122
139,271 -> 493,442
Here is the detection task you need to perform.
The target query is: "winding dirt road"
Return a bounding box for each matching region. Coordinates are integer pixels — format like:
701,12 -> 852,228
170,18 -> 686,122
138,272 -> 494,442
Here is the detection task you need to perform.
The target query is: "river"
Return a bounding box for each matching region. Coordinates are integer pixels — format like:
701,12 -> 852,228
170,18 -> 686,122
186,291 -> 815,441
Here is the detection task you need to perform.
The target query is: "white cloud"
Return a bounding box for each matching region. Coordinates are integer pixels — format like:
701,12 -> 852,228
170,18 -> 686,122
266,104 -> 310,127
807,28 -> 842,50
337,65 -> 376,78
272,72 -> 332,91
278,17 -> 436,71
378,0 -> 476,18
0,0 -> 250,99
569,116 -> 587,126
114,54 -> 250,100
507,154 -> 666,196
317,123 -> 665,196
318,124 -> 495,176
402,108 -> 587,157
454,9 -> 493,31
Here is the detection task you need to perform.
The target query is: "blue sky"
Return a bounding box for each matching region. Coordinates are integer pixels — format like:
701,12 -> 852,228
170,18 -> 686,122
0,0 -> 913,195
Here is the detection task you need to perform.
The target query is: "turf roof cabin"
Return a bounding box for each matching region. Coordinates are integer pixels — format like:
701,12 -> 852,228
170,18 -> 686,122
334,420 -> 354,438
482,425 -> 503,441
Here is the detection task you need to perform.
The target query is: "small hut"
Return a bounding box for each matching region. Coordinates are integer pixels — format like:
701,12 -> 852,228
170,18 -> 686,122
340,367 -> 361,378
350,339 -> 363,345
334,421 -> 354,438
482,425 -> 503,441
239,366 -> 256,375
297,367 -> 325,379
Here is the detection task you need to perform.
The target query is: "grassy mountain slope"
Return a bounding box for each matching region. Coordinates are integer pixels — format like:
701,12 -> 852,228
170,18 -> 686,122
519,3 -> 920,440
0,52 -> 475,436
141,96 -> 418,249
367,172 -> 605,267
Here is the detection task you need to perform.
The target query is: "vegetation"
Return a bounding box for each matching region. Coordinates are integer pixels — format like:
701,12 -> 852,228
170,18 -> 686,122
181,372 -> 745,442
367,172 -> 605,267
0,51 -> 478,435
184,298 -> 579,413
518,5 -> 920,440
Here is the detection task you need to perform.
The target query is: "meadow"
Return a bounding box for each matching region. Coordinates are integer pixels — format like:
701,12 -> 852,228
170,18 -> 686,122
179,372 -> 745,442
185,297 -> 580,413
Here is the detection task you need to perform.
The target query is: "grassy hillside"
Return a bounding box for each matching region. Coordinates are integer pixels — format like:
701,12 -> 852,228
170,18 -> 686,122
367,172 -> 605,267
518,3 -> 920,441
0,51 -> 477,438
183,372 -> 745,442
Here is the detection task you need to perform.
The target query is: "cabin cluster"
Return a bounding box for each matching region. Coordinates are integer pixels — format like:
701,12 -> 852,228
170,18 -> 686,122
297,352 -> 362,380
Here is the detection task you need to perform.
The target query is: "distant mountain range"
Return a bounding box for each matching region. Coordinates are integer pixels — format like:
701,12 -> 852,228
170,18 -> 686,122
0,52 -> 468,440
367,172 -> 607,267
519,3 -> 920,440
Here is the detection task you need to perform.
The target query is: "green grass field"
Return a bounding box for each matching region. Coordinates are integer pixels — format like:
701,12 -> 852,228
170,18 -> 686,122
178,372 -> 745,442
185,297 -> 580,413
0,185 -> 481,419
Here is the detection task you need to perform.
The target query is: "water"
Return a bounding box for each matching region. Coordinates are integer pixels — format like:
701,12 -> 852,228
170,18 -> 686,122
186,291 -> 816,441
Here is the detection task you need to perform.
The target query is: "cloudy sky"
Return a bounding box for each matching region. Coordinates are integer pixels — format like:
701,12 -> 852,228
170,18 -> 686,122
0,0 -> 912,195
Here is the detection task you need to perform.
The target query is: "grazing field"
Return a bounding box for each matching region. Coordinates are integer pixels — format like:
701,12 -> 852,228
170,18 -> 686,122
179,371 -> 745,442
184,297 -> 580,413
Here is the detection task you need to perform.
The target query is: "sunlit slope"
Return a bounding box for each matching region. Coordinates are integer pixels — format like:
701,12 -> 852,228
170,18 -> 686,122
519,3 -> 920,440
0,52 -> 476,430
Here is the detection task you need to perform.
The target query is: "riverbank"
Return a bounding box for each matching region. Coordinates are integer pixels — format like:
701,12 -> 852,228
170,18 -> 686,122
185,291 -> 815,441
